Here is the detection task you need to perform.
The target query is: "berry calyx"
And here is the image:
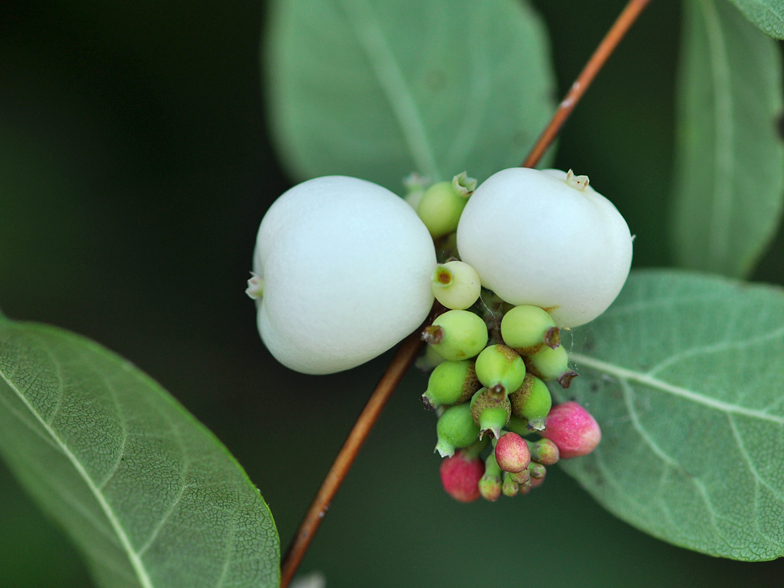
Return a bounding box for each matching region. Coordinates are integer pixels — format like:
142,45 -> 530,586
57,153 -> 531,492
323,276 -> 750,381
431,261 -> 482,310
540,401 -> 601,459
456,167 -> 633,328
439,450 -> 485,503
469,387 -> 511,440
435,403 -> 481,458
474,344 -> 526,396
423,309 -> 489,361
494,432 -> 531,473
509,374 -> 552,431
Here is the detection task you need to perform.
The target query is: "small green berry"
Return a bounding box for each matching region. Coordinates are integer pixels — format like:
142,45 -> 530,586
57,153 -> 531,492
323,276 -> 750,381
417,172 -> 477,239
501,304 -> 560,355
528,462 -> 547,479
435,403 -> 480,458
527,438 -> 560,466
524,345 -> 577,388
509,374 -> 552,431
474,344 -> 526,396
502,472 -> 519,497
478,452 -> 503,502
469,387 -> 511,440
431,261 -> 481,310
423,309 -> 489,361
421,360 -> 480,410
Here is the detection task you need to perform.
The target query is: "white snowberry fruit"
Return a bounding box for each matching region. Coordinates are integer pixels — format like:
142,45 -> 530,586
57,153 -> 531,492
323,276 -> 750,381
250,176 -> 437,374
456,168 -> 633,327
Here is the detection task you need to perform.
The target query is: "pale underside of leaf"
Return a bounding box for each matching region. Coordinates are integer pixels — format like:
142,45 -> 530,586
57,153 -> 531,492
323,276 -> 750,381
671,0 -> 784,278
561,269 -> 784,560
265,0 -> 556,191
0,321 -> 279,588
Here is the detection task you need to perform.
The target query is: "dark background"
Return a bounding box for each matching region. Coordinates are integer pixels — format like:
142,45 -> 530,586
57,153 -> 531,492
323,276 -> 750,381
2,0 -> 783,586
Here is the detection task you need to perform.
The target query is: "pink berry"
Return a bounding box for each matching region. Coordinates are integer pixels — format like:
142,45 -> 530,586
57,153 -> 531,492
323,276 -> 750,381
540,401 -> 601,459
439,450 -> 485,503
494,432 -> 531,473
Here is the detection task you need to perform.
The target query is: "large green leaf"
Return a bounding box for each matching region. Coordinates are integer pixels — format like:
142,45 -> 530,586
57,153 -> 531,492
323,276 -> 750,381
562,269 -> 784,560
671,0 -> 784,278
726,0 -> 784,39
264,0 -> 555,191
0,317 -> 279,588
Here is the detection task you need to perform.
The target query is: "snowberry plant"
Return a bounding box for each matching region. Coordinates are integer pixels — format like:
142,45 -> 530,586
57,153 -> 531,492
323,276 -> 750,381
2,0 -> 784,587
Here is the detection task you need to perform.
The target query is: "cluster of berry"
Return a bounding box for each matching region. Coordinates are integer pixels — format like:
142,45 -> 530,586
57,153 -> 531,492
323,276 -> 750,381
248,166 -> 632,502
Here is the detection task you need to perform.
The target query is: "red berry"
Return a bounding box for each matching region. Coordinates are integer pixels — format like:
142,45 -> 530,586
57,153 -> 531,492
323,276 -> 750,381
439,450 -> 485,503
540,401 -> 601,459
494,432 -> 531,473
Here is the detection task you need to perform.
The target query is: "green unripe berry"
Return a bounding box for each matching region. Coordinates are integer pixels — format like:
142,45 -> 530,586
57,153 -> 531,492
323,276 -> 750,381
474,344 -> 526,396
423,309 -> 489,361
502,472 -> 519,497
528,461 -> 547,479
478,453 -> 503,502
421,360 -> 480,410
527,438 -> 560,466
417,172 -> 477,239
509,374 -> 552,431
431,261 -> 481,310
524,345 -> 577,389
508,468 -> 530,487
435,403 -> 480,458
501,305 -> 560,355
470,387 -> 511,440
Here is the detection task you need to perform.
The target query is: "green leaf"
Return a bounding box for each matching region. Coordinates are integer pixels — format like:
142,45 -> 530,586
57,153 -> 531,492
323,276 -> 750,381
671,0 -> 784,278
726,0 -> 784,39
264,0 -> 555,191
562,269 -> 784,560
0,318 -> 280,588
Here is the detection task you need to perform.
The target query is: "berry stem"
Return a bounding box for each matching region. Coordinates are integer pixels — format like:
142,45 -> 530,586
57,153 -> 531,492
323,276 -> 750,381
279,332 -> 424,588
281,2 -> 652,583
521,0 -> 653,168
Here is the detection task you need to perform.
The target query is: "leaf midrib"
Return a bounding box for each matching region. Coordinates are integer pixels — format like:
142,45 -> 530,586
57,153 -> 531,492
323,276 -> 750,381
569,351 -> 784,425
337,0 -> 440,179
700,0 -> 737,270
0,349 -> 155,588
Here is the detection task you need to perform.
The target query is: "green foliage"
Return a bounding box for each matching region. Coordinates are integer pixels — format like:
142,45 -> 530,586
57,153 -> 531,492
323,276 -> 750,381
0,317 -> 280,588
264,0 -> 555,191
726,0 -> 784,39
671,0 -> 784,278
563,269 -> 784,561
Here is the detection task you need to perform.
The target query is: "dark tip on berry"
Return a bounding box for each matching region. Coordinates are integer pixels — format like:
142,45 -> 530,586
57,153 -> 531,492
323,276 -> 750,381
544,326 -> 561,349
557,370 -> 578,389
421,394 -> 436,411
422,325 -> 444,345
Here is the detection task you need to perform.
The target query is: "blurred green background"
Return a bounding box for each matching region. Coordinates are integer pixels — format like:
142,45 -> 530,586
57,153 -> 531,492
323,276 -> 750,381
2,0 -> 784,586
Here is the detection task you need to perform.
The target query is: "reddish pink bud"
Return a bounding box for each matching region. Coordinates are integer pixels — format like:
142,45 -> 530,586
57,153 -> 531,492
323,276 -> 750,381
439,450 -> 485,503
494,432 -> 531,473
540,401 -> 601,459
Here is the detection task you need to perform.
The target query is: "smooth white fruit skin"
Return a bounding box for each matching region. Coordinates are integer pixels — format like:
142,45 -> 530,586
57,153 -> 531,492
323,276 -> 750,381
253,176 -> 437,375
456,168 -> 632,327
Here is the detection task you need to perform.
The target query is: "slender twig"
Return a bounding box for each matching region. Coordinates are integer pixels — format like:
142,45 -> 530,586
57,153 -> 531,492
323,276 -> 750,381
522,0 -> 652,168
279,1 -> 652,585
279,333 -> 424,588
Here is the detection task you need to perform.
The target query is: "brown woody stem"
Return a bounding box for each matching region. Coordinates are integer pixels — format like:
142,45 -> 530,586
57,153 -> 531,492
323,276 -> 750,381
522,0 -> 652,168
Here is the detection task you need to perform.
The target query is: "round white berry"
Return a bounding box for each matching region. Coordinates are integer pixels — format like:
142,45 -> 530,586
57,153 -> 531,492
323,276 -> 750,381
250,176 -> 437,374
456,168 -> 632,327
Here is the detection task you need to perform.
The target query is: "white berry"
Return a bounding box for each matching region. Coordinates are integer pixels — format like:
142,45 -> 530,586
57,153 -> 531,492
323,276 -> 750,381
251,176 -> 437,374
456,168 -> 632,327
